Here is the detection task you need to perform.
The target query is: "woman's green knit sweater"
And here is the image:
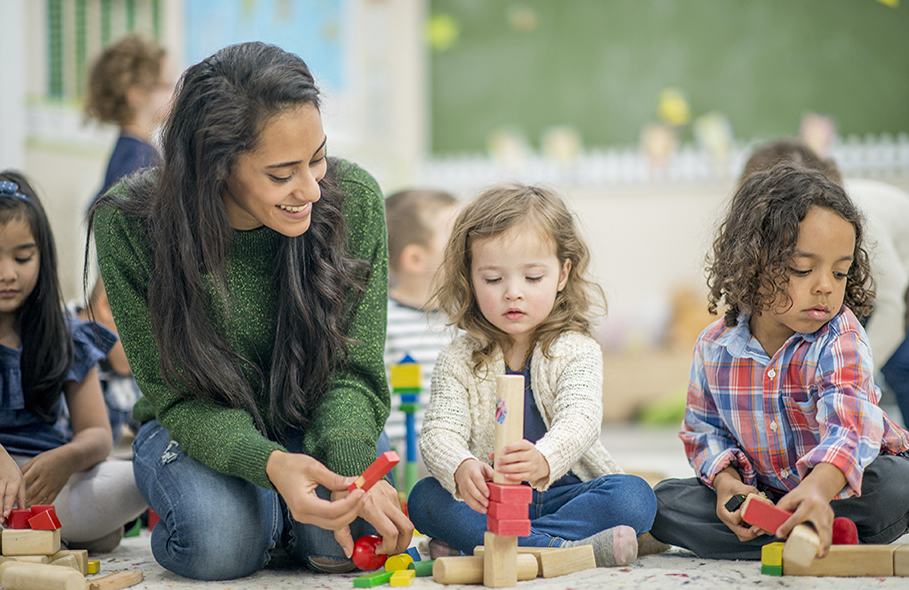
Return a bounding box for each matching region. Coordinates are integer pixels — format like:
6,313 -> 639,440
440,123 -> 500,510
93,161 -> 389,490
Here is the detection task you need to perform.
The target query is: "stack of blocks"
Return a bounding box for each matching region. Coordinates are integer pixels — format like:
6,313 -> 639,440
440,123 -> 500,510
389,356 -> 422,495
0,505 -> 142,590
744,495 -> 909,577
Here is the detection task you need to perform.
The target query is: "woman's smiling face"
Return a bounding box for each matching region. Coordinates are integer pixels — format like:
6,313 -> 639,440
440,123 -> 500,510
222,103 -> 327,236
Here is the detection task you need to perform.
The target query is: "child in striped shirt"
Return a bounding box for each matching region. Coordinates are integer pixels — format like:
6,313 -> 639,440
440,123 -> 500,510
650,164 -> 909,559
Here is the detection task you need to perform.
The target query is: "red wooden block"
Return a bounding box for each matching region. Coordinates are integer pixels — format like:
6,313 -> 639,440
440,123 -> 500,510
487,483 -> 532,504
8,509 -> 32,529
28,507 -> 62,530
488,500 -> 529,521
148,509 -> 161,531
487,516 -> 531,537
832,517 -> 858,545
741,496 -> 790,535
348,451 -> 401,493
30,504 -> 54,516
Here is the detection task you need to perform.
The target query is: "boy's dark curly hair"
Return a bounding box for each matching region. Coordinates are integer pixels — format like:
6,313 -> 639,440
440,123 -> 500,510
707,163 -> 874,327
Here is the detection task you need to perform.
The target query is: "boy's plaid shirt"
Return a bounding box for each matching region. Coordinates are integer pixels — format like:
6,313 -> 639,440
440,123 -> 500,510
682,307 -> 909,499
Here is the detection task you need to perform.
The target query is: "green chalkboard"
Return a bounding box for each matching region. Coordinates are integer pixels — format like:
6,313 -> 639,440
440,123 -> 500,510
429,0 -> 909,154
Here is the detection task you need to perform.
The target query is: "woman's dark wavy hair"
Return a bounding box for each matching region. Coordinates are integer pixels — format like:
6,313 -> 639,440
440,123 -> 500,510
87,42 -> 368,438
707,163 -> 874,327
0,171 -> 72,422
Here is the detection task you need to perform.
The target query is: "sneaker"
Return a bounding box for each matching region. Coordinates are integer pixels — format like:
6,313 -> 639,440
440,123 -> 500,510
307,556 -> 358,574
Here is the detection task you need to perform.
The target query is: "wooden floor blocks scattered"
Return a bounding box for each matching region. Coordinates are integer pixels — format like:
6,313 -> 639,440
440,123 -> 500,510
760,542 -> 909,578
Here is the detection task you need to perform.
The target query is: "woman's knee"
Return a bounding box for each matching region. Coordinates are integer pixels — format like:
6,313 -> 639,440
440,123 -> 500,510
406,477 -> 447,533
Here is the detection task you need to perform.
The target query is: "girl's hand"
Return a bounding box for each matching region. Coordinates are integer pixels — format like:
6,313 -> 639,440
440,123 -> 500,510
714,467 -> 764,542
0,447 -> 26,523
331,479 -> 414,557
21,449 -> 73,506
490,440 -> 550,484
454,458 -> 494,514
267,451 -> 367,557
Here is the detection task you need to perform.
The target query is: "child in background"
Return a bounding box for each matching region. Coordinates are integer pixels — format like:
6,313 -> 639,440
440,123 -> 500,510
0,172 -> 146,551
85,33 -> 173,205
649,164 -> 909,559
408,184 -> 656,567
384,189 -> 458,441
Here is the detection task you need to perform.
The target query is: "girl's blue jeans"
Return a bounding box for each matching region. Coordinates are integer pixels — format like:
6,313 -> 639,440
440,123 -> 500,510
407,473 -> 656,555
132,419 -> 389,580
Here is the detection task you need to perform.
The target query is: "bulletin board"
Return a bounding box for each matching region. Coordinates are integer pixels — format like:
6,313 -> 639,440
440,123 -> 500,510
428,0 -> 909,154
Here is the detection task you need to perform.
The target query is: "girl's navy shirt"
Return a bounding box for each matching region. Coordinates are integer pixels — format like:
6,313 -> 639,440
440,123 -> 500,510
0,319 -> 116,456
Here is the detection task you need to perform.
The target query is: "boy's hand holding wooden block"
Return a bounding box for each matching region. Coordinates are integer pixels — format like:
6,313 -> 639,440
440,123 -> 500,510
740,496 -> 820,568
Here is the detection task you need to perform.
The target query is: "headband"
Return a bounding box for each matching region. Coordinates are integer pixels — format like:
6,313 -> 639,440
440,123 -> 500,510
0,181 -> 29,202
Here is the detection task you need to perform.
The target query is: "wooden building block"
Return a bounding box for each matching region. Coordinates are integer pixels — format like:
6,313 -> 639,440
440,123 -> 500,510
492,375 -> 524,485
28,508 -> 62,530
348,451 -> 400,493
781,524 -> 820,568
8,510 -> 32,530
408,559 -> 434,577
390,363 -> 421,390
538,545 -> 596,578
9,555 -> 51,564
761,564 -> 783,576
783,545 -> 897,577
741,496 -> 790,535
87,560 -> 100,575
487,483 -> 532,505
761,542 -> 784,567
49,554 -> 81,572
0,562 -> 86,590
389,569 -> 415,586
384,554 -> 414,572
893,545 -> 909,576
29,505 -> 55,516
353,569 -> 394,588
483,531 -> 518,587
486,516 -> 530,537
2,528 -> 61,556
52,550 -> 88,575
147,509 -> 161,531
473,546 -> 561,570
88,569 -> 143,590
432,554 -> 538,584
487,501 -> 529,521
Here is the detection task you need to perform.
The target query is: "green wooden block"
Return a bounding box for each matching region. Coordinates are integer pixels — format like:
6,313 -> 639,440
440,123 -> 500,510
353,570 -> 394,587
124,519 -> 142,537
397,403 -> 420,414
761,564 -> 783,576
409,559 -> 434,577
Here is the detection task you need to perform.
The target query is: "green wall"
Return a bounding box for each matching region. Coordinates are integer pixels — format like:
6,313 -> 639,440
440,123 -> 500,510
430,0 -> 909,154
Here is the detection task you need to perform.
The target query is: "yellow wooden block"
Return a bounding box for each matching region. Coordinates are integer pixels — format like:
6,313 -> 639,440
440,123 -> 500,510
384,554 -> 414,571
87,560 -> 101,574
390,364 -> 421,389
389,569 -> 415,586
761,542 -> 784,566
1,529 -> 61,556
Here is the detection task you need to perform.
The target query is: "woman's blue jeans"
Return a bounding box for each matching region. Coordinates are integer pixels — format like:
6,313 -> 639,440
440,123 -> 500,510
407,473 -> 656,555
132,420 -> 389,580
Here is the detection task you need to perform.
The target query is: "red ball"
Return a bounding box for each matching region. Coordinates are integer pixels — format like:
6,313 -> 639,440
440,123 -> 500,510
351,534 -> 387,571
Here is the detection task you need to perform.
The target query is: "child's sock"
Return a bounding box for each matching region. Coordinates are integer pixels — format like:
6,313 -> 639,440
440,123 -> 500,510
562,525 -> 637,567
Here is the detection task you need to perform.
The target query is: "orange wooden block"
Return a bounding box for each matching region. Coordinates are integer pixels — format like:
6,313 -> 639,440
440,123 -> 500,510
487,483 -> 532,504
28,508 -> 62,530
487,500 -> 529,520
487,516 -> 531,537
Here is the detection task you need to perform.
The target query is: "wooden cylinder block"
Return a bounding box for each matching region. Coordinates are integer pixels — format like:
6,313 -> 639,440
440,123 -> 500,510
432,554 -> 537,584
0,562 -> 86,590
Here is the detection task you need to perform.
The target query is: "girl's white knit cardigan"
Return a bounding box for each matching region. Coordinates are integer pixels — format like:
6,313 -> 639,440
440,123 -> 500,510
419,330 -> 623,500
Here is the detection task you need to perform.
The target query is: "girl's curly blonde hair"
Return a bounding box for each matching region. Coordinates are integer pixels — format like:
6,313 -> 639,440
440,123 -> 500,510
432,184 -> 606,373
707,163 -> 874,326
